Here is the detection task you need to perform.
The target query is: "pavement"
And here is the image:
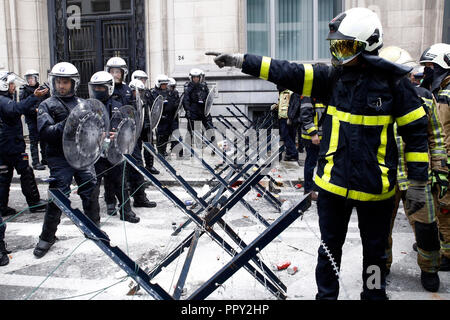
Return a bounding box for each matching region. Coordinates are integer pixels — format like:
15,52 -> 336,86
0,142 -> 449,301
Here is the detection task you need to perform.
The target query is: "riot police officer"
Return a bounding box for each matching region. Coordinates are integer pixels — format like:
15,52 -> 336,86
131,70 -> 159,174
20,69 -> 49,170
127,79 -> 157,209
33,62 -> 99,258
207,7 -> 429,300
168,77 -> 182,157
153,74 -> 177,157
0,72 -> 48,267
183,69 -> 215,149
106,57 -> 132,105
88,71 -> 140,224
0,72 -> 47,218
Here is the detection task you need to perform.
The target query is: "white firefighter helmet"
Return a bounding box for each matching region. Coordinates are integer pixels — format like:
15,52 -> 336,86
129,78 -> 146,92
419,43 -> 450,70
48,62 -> 80,97
189,68 -> 204,82
24,69 -> 40,83
155,74 -> 170,88
379,46 -> 417,68
105,56 -> 129,79
131,70 -> 148,83
327,7 -> 383,65
88,71 -> 115,101
169,77 -> 176,88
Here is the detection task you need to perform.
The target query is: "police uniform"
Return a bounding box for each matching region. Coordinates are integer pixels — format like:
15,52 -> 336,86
90,97 -> 140,224
19,84 -> 50,167
34,95 -> 97,256
299,96 -> 326,194
0,93 -> 45,217
183,81 -> 215,146
241,53 -> 429,299
154,87 -> 179,156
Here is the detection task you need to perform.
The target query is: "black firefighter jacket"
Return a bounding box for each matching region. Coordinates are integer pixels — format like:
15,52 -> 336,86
242,53 -> 429,202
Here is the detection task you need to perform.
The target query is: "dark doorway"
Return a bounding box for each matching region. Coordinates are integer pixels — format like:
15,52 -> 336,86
48,0 -> 146,97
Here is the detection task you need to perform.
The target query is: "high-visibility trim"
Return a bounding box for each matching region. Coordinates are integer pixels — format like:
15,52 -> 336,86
259,57 -> 272,81
439,89 -> 450,98
315,175 -> 396,202
421,97 -> 433,109
405,152 -> 429,163
396,107 -> 426,127
327,106 -> 394,126
377,125 -> 390,194
322,116 -> 340,183
425,184 -> 436,224
307,126 -> 318,134
428,99 -> 446,159
301,134 -> 323,141
302,64 -> 314,97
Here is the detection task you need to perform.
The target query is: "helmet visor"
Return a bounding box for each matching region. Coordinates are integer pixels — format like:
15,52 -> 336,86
330,40 -> 366,64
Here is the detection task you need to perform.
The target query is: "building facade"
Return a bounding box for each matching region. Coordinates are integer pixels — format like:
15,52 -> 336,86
0,0 -> 449,122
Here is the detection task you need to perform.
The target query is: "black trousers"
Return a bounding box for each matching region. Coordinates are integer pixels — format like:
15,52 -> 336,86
39,156 -> 97,242
315,190 -> 394,300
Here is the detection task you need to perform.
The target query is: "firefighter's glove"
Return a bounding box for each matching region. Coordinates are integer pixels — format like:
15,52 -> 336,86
205,52 -> 244,69
405,180 -> 427,215
432,171 -> 449,199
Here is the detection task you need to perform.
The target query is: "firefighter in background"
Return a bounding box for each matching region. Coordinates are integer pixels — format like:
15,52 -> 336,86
380,46 -> 446,292
419,43 -> 450,272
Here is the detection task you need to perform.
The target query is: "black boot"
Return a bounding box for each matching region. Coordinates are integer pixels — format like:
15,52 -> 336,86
29,200 -> 47,213
0,241 -> 11,266
33,163 -> 46,171
133,194 -> 157,208
421,271 -> 440,292
440,256 -> 450,271
146,167 -> 160,175
33,237 -> 56,259
1,207 -> 17,217
119,209 -> 140,224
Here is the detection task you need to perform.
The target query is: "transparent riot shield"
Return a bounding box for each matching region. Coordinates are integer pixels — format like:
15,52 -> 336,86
63,99 -> 109,170
105,105 -> 138,165
204,86 -> 216,117
149,95 -> 164,132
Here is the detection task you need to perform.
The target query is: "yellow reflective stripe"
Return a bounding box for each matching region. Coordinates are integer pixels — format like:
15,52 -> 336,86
259,56 -> 271,81
323,116 -> 340,183
302,64 -> 314,97
328,106 -> 393,126
301,134 -> 323,140
396,107 -> 426,127
405,152 -> 429,163
315,103 -> 326,109
315,175 -> 396,201
439,89 -> 450,98
377,125 -> 390,193
307,126 -> 317,134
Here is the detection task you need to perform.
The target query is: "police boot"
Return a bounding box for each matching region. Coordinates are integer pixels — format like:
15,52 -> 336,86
1,207 -> 17,217
133,188 -> 157,208
33,163 -> 46,171
146,167 -> 160,175
29,200 -> 47,213
33,237 -> 56,259
420,271 -> 440,292
0,241 -> 11,266
440,256 -> 450,271
119,208 -> 140,224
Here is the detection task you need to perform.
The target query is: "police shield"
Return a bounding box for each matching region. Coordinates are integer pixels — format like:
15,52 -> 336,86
134,90 -> 145,140
150,95 -> 164,132
105,105 -> 138,165
204,86 -> 216,117
63,99 -> 109,170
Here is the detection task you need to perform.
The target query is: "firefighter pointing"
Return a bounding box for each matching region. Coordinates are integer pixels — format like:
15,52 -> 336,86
207,7 -> 429,300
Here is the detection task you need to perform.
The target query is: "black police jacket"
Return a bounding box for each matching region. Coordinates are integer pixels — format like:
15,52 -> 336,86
0,93 -> 40,154
242,53 -> 429,201
37,95 -> 85,158
20,84 -> 50,125
111,83 -> 132,106
182,81 -> 209,121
